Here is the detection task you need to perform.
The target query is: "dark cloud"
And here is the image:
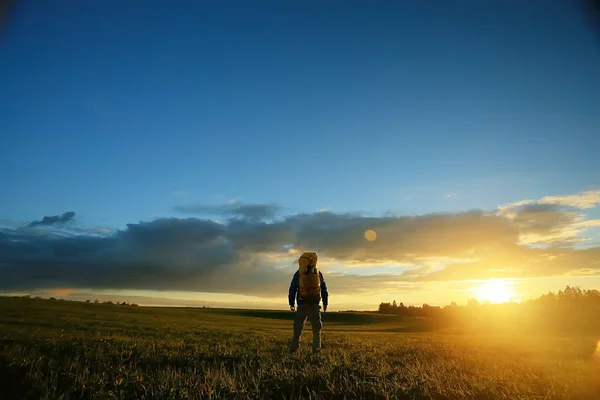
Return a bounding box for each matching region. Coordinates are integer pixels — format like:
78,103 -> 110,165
512,204 -> 577,235
27,211 -> 76,228
0,221 -> 274,296
1,204 -> 599,297
288,210 -> 519,265
174,201 -> 282,221
497,202 -> 594,245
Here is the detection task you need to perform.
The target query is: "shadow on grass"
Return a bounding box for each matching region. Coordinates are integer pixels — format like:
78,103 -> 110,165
209,309 -> 398,325
0,361 -> 42,400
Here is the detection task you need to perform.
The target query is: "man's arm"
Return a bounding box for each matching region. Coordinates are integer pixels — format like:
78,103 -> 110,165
320,271 -> 328,310
288,271 -> 299,309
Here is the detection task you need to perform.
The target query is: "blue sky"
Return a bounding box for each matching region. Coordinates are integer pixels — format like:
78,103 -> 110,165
1,1 -> 599,309
2,0 -> 599,228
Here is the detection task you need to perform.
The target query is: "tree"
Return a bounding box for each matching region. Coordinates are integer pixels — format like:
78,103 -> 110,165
467,298 -> 480,308
378,302 -> 394,314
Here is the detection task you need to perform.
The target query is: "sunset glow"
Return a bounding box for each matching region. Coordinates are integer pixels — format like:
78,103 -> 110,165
1,0 -> 599,311
473,280 -> 517,304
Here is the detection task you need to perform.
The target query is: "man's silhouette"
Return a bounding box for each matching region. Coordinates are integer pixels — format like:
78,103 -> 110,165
288,252 -> 329,354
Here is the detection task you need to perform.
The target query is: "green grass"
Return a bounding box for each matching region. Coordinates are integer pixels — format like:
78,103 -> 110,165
1,297 -> 600,399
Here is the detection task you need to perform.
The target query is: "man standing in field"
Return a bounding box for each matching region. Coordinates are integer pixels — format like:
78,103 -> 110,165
288,251 -> 329,354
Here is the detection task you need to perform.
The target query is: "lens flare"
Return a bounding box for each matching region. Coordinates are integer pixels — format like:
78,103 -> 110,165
364,229 -> 377,241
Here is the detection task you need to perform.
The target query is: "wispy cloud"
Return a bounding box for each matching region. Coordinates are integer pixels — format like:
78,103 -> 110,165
498,190 -> 600,212
27,211 -> 75,228
174,200 -> 283,221
496,190 -> 600,246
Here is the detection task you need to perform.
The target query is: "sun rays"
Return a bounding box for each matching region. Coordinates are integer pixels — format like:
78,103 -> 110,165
472,280 -> 517,304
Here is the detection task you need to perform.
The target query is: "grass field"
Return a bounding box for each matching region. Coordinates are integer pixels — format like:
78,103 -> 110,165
1,297 -> 600,399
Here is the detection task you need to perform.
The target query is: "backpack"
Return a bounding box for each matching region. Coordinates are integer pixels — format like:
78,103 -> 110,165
298,252 -> 321,302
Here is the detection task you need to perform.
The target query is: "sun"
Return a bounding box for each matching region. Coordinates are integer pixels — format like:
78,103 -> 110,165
473,280 -> 516,304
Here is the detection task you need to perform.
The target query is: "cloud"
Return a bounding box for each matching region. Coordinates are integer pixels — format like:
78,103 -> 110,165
27,211 -> 76,228
498,190 -> 600,212
284,210 -> 519,266
2,193 -> 600,298
0,219 -> 269,296
496,190 -> 600,246
174,201 -> 283,221
509,203 -> 585,245
401,246 -> 600,282
536,190 -> 600,209
2,210 -> 504,296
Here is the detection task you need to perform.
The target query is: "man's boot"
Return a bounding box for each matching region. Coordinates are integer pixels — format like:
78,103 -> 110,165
289,337 -> 299,353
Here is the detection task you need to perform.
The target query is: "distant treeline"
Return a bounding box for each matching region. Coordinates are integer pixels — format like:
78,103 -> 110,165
378,286 -> 600,334
17,295 -> 139,307
85,299 -> 140,307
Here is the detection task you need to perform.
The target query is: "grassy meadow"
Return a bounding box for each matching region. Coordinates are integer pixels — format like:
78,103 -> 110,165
1,296 -> 600,399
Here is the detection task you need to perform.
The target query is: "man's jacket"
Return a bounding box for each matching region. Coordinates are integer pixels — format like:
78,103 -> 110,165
288,270 -> 328,307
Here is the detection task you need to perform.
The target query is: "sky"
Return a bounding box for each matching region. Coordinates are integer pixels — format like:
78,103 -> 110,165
1,1 -> 599,310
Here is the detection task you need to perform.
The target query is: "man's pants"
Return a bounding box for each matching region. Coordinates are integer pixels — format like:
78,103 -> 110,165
290,303 -> 322,351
